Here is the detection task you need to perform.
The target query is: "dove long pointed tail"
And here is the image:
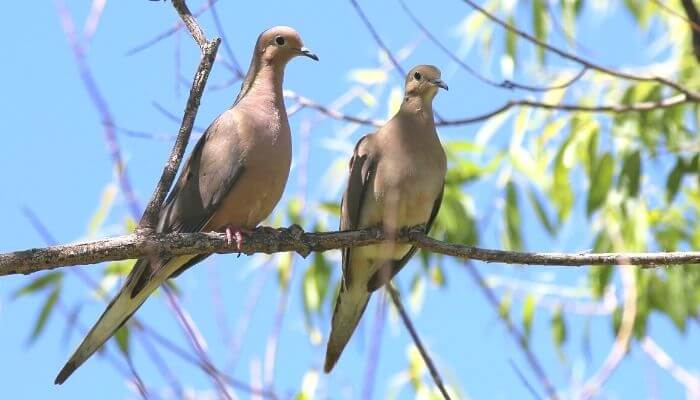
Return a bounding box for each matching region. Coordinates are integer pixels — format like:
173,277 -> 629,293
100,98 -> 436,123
55,290 -> 146,384
324,283 -> 371,373
54,260 -> 158,384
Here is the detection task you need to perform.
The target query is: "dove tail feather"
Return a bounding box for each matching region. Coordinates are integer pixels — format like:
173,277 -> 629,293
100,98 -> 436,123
324,285 -> 371,373
55,270 -> 153,384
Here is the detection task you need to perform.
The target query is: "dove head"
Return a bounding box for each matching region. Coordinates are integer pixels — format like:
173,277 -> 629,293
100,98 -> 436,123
404,65 -> 448,102
256,26 -> 318,66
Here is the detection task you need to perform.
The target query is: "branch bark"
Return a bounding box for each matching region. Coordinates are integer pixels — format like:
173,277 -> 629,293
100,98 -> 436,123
4,226 -> 700,277
139,1 -> 221,230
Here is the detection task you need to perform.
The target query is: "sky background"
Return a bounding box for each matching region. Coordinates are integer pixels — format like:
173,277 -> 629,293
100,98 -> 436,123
0,0 -> 698,399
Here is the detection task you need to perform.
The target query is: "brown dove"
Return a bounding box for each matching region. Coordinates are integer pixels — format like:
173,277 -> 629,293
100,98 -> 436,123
55,26 -> 318,384
324,65 -> 447,373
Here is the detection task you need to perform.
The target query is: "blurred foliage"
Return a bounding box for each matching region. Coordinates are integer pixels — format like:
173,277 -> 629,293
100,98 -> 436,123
10,0 -> 700,397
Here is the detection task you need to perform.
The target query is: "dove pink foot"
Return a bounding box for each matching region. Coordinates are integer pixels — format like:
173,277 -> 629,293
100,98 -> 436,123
224,226 -> 249,251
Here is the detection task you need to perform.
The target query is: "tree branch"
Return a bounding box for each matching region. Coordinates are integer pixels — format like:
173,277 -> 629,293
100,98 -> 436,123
286,91 -> 692,128
139,1 -> 221,230
460,0 -> 700,102
5,226 -> 700,277
387,285 -> 452,400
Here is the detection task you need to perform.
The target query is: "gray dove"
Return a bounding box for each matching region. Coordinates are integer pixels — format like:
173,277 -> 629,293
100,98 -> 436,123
55,26 -> 318,384
325,65 -> 447,372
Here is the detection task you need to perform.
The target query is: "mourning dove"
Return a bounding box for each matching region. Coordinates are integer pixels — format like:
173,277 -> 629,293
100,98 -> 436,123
55,26 -> 318,384
324,65 -> 447,372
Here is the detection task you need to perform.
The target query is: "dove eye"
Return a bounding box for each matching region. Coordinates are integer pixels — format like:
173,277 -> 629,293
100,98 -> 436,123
275,36 -> 286,46
413,72 -> 422,81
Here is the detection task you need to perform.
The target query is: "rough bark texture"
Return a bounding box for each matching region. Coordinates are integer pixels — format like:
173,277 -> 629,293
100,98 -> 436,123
3,225 -> 700,277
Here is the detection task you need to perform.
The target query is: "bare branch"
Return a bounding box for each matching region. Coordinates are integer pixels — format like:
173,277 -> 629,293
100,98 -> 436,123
398,0 -> 587,92
55,0 -> 142,219
287,91 -> 691,128
387,285 -> 452,400
641,336 -> 700,398
7,226 -> 700,276
579,267 -> 637,399
139,1 -> 220,231
680,0 -> 700,62
125,0 -> 220,56
348,0 -> 406,77
461,0 -> 700,102
463,263 -> 559,400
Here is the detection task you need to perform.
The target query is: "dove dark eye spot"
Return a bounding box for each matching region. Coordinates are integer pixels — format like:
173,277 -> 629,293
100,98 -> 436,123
275,36 -> 285,46
413,72 -> 422,81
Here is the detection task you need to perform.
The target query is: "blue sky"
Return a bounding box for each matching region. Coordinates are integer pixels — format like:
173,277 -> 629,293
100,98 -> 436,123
1,1 -> 698,399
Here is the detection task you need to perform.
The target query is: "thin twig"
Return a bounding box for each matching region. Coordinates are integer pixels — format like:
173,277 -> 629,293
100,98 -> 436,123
464,262 -> 559,399
509,359 -> 545,400
398,0 -> 587,92
579,267 -> 637,399
680,0 -> 700,62
362,297 -> 387,400
348,0 -> 405,77
163,287 -> 235,400
460,0 -> 700,102
640,336 -> 700,398
387,285 -> 451,400
139,1 -> 221,230
653,0 -> 700,33
54,0 -> 142,219
8,226 -> 700,276
125,0 -> 220,56
54,300 -> 150,399
207,0 -> 244,77
286,91 -> 691,128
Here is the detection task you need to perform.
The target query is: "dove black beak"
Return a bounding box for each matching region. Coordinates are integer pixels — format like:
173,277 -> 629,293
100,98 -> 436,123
298,47 -> 319,61
432,78 -> 448,91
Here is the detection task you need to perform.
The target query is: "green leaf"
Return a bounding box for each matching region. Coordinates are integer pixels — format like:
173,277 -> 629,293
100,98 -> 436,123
114,325 -> 130,356
29,285 -> 60,342
527,186 -> 556,235
287,196 -> 304,225
619,151 -> 641,197
87,184 -> 117,236
498,292 -> 512,321
318,202 -> 340,216
522,294 -> 536,340
506,16 -> 517,62
104,260 -> 136,276
505,181 -> 522,250
302,252 -> 331,316
13,272 -> 62,299
589,266 -> 613,299
532,0 -> 547,63
667,268 -> 688,332
429,265 -> 446,287
587,153 -> 614,215
551,307 -> 567,357
410,274 -> 426,313
666,158 -> 685,203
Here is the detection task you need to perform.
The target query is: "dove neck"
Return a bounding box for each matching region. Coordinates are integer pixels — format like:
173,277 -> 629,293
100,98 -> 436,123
235,62 -> 285,106
399,95 -> 435,125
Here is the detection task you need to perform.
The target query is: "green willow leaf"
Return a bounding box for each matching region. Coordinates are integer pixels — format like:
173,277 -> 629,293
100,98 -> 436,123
527,186 -> 556,235
532,0 -> 547,63
505,181 -> 522,250
29,285 -> 60,342
498,292 -> 512,322
522,294 -> 536,340
666,158 -> 685,203
587,153 -> 614,215
619,151 -> 641,197
114,325 -> 130,356
13,272 -> 62,299
551,307 -> 567,351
